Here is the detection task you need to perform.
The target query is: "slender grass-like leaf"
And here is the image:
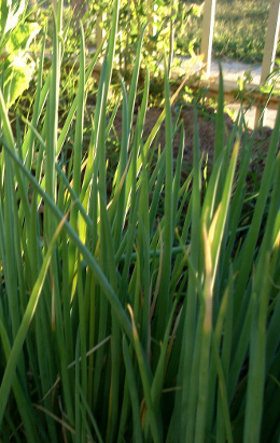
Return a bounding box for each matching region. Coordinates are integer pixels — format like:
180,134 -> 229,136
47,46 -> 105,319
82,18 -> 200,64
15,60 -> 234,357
234,104 -> 280,314
155,61 -> 173,335
0,211 -> 69,423
1,2 -> 280,439
193,222 -> 213,443
244,151 -> 280,442
69,24 -> 86,284
0,322 -> 40,442
127,305 -> 162,443
22,30 -> 47,164
122,336 -> 144,443
0,88 -> 30,219
57,39 -> 104,156
1,138 -> 133,339
214,67 -> 224,177
182,106 -> 201,442
210,140 -> 239,280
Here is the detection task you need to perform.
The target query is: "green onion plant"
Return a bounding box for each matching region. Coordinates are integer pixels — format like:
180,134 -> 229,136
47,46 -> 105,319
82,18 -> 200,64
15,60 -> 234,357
0,0 -> 280,441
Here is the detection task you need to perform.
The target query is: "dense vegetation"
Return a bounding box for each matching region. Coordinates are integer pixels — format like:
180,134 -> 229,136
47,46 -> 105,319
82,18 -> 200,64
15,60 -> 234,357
0,0 -> 280,442
183,0 -> 275,63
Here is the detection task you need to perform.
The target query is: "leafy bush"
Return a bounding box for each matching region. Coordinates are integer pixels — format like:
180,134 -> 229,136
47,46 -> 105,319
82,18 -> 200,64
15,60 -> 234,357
0,0 -> 280,441
72,0 -> 203,76
0,0 -> 40,107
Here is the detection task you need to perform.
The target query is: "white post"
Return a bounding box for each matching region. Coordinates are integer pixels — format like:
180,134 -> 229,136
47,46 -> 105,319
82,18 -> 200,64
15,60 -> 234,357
200,0 -> 217,77
260,0 -> 280,84
255,0 -> 280,126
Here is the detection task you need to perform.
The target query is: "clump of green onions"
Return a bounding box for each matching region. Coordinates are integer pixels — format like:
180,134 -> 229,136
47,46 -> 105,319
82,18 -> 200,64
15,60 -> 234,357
0,0 -> 279,441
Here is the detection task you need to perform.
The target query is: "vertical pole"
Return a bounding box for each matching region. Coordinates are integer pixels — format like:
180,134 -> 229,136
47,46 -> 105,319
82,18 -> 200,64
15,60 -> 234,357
255,0 -> 280,126
260,0 -> 280,84
200,0 -> 217,78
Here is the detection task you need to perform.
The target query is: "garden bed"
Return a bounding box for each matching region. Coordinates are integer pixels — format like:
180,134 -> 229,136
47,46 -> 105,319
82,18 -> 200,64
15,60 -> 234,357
111,104 -> 277,179
1,0 -> 280,441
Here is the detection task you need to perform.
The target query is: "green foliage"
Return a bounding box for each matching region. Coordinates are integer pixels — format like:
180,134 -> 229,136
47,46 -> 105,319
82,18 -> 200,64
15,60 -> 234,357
0,0 -> 40,107
0,0 -> 280,441
0,0 -> 26,44
158,0 -> 276,64
80,0 -> 203,76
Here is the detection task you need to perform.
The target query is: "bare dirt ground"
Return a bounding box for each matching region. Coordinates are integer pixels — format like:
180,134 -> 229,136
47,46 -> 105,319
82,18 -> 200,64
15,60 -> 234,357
113,105 -> 277,179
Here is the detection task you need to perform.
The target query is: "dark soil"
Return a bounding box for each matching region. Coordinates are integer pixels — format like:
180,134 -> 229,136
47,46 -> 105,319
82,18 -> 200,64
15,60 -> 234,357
112,105 -> 278,180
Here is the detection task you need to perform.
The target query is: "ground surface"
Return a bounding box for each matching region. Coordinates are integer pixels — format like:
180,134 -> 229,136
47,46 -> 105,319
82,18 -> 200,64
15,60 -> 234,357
178,57 -> 279,129
113,105 -> 277,180
209,58 -> 279,129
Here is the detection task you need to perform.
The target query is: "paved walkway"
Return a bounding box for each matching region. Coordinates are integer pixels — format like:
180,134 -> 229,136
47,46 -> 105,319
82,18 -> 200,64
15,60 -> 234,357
209,59 -> 278,129
179,57 -> 278,129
